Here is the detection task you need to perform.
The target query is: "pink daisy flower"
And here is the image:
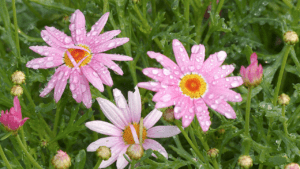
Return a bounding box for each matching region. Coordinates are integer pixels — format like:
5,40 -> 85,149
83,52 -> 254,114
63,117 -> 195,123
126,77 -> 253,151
240,53 -> 263,88
138,39 -> 243,131
0,96 -> 29,132
26,10 -> 132,108
85,86 -> 181,169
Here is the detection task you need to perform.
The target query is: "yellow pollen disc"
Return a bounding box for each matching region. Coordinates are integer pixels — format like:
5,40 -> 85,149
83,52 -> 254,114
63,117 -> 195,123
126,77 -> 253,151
64,44 -> 92,68
122,123 -> 147,145
179,74 -> 207,99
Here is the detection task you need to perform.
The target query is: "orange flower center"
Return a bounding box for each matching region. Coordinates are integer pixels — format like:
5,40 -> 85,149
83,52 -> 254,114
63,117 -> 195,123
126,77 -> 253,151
122,123 -> 147,144
179,74 -> 207,99
64,44 -> 92,68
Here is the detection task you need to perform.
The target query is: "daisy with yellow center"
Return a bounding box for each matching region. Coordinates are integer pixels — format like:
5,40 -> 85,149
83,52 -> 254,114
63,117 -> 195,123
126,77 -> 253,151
138,39 -> 243,131
85,86 -> 180,169
26,10 -> 132,108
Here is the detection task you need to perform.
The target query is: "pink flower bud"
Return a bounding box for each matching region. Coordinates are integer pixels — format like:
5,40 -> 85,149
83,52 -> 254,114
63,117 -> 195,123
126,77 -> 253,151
52,150 -> 71,169
240,53 -> 263,88
285,163 -> 300,169
0,96 -> 29,133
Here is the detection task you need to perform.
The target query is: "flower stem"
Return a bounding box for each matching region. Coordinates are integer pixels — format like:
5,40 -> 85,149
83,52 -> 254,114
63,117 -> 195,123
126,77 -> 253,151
16,135 -> 43,169
216,0 -> 225,14
53,100 -> 62,137
281,105 -> 289,136
244,87 -> 252,155
12,0 -> 21,62
93,158 -> 102,169
290,47 -> 300,72
20,127 -> 27,150
105,86 -> 114,101
184,0 -> 190,49
91,114 -> 98,140
0,144 -> 12,169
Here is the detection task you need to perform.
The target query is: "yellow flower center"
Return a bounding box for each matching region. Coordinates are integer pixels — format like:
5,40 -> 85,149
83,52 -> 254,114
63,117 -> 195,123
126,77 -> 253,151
122,123 -> 147,145
64,44 -> 92,68
179,74 -> 207,99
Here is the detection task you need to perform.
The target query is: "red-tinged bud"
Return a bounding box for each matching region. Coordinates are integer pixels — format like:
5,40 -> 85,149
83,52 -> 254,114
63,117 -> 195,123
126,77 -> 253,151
240,53 -> 263,88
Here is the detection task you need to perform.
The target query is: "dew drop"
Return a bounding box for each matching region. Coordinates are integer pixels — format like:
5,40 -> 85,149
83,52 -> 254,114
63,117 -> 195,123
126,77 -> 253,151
64,37 -> 72,43
48,57 -> 53,61
196,107 -> 203,112
217,51 -> 227,61
231,81 -> 239,87
163,68 -> 170,75
93,72 -> 98,77
152,69 -> 158,74
150,82 -> 157,86
108,42 -> 115,48
208,94 -> 214,99
161,94 -> 171,102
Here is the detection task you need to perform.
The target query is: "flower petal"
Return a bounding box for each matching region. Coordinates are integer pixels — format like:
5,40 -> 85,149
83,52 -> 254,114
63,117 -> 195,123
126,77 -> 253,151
88,30 -> 121,48
190,44 -> 205,70
152,86 -> 181,103
116,145 -> 130,169
147,126 -> 180,138
81,65 -> 104,92
194,98 -> 211,132
128,86 -> 141,123
96,98 -> 127,130
92,38 -> 129,53
40,30 -> 67,49
86,137 -> 124,152
143,109 -> 162,129
89,60 -> 113,86
81,75 -> 92,108
13,96 -> 21,118
172,39 -> 190,74
29,46 -> 65,58
96,53 -> 133,61
45,26 -> 73,45
54,66 -> 71,102
113,88 -> 131,124
99,142 -> 126,168
179,99 -> 195,127
137,82 -> 164,92
174,96 -> 191,120
142,68 -> 164,81
85,120 -> 123,136
201,51 -> 227,73
210,76 -> 243,89
69,9 -> 86,45
40,66 -> 65,97
69,70 -> 82,103
92,56 -> 123,75
143,139 -> 168,159
206,64 -> 235,83
87,12 -> 109,40
26,57 -> 63,69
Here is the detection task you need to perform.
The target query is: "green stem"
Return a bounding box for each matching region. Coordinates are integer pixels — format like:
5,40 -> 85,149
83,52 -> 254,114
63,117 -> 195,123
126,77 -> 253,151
151,0 -> 157,19
91,115 -> 98,140
0,144 -> 12,169
130,160 -> 136,169
290,47 -> 300,72
21,84 -> 36,109
53,100 -> 61,136
105,86 -> 114,101
258,164 -> 264,169
16,135 -> 43,169
281,106 -> 289,136
244,87 -> 252,155
12,0 -> 21,62
103,0 -> 108,13
216,0 -> 224,14
93,158 -> 103,169
20,127 -> 27,150
22,0 -> 42,19
184,0 -> 190,49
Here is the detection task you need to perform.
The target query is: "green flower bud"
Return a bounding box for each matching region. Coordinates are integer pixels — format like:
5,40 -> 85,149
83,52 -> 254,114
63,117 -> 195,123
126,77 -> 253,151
52,150 -> 71,169
278,93 -> 290,106
283,31 -> 299,45
96,146 -> 111,160
11,71 -> 26,85
126,144 -> 144,160
238,155 -> 253,169
163,108 -> 175,122
207,148 -> 219,158
11,85 -> 23,96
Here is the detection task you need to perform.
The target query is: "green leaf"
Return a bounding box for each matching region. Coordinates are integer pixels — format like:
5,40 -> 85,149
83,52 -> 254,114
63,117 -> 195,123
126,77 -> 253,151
0,132 -> 12,141
3,148 -> 23,169
263,154 -> 289,166
74,149 -> 86,169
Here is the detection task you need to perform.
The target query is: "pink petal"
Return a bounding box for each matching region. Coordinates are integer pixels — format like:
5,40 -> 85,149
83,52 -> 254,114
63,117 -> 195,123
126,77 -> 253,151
190,44 -> 205,70
88,30 -> 121,48
13,96 -> 21,117
69,9 -> 86,45
137,82 -> 164,92
86,12 -> 109,41
194,98 -> 211,132
86,137 -> 124,152
173,96 -> 191,120
128,86 -> 141,123
143,109 -> 162,129
45,26 -> 73,45
92,56 -> 123,75
143,139 -> 168,159
130,124 -> 140,144
152,86 -> 181,102
147,51 -> 182,78
26,57 -> 63,69
250,53 -> 258,64
81,75 -> 92,108
54,66 -> 71,102
201,51 -> 227,73
91,38 -> 129,53
147,126 -> 180,138
240,66 -> 246,77
99,142 -> 126,168
40,66 -> 65,97
180,99 -> 195,127
113,89 -> 131,124
142,68 -> 165,81
96,53 -> 133,61
85,120 -> 123,136
172,39 -> 190,74
210,76 -> 243,89
69,70 -> 82,103
40,30 -> 66,49
116,145 -> 130,169
155,97 -> 179,109
29,46 -> 65,58
18,117 -> 29,128
89,60 -> 113,86
206,64 -> 235,83
81,65 -> 104,92
96,98 -> 128,130
210,87 -> 242,102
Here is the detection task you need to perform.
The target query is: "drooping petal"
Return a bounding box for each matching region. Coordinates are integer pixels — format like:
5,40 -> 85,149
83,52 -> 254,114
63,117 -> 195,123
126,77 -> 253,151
85,121 -> 123,136
210,76 -> 243,89
180,99 -> 195,127
130,124 -> 140,144
143,139 -> 168,159
91,38 -> 129,53
190,44 -> 205,70
173,96 -> 191,120
45,26 -> 74,46
86,12 -> 109,41
116,145 -> 130,169
128,86 -> 141,123
113,89 -> 131,124
172,39 -> 190,74
69,70 -> 82,103
92,56 -> 123,75
81,75 -> 92,108
96,98 -> 127,130
143,109 -> 162,129
29,46 -> 65,58
201,51 -> 227,73
147,126 -> 180,138
96,53 -> 133,61
194,98 -> 211,132
54,66 -> 71,102
89,60 -> 113,86
81,65 -> 104,92
99,142 -> 126,168
40,30 -> 67,49
40,66 -> 65,97
69,9 -> 86,45
87,137 -> 124,152
88,30 -> 121,48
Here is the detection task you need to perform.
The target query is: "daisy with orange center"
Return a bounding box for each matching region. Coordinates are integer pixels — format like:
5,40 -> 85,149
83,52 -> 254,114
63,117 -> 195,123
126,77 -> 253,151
26,10 -> 132,108
138,39 -> 243,131
85,86 -> 180,169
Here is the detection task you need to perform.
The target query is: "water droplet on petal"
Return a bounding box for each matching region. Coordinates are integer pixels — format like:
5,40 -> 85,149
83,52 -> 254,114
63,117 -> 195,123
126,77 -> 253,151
108,42 -> 115,48
231,81 -> 239,87
93,72 -> 98,77
64,37 -> 72,43
76,29 -> 81,35
70,84 -> 75,90
217,51 -> 227,61
161,94 -> 171,102
174,107 -> 181,113
152,69 -> 158,74
163,68 -> 170,75
208,94 -> 214,99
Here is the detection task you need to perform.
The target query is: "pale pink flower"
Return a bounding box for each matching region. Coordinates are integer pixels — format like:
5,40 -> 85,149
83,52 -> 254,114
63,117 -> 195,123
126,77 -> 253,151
138,39 -> 243,131
0,96 -> 29,131
26,10 -> 132,108
240,53 -> 263,88
85,86 -> 181,169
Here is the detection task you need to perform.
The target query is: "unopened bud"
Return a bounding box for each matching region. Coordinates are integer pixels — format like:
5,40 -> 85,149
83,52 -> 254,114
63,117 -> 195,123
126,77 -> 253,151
238,155 -> 253,169
11,71 -> 25,85
285,163 -> 300,169
278,93 -> 290,106
40,139 -> 49,148
126,144 -> 144,160
163,108 -> 175,122
52,150 -> 71,169
207,148 -> 219,158
96,146 -> 111,160
283,31 -> 299,45
11,85 -> 23,96
218,128 -> 225,134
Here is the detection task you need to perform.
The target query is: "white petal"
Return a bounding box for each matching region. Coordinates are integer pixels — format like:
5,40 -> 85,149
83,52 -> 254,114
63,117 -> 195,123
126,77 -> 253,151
86,137 -> 123,152
128,86 -> 141,123
147,126 -> 181,138
85,120 -> 122,136
143,109 -> 162,129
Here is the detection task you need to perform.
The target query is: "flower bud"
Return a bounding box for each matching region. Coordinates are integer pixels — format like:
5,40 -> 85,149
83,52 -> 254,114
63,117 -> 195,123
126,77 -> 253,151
11,71 -> 25,85
285,163 -> 300,169
283,31 -> 299,45
218,128 -> 225,134
40,139 -> 49,148
163,108 -> 175,122
126,144 -> 144,160
238,155 -> 253,169
278,93 -> 290,106
11,85 -> 23,96
96,146 -> 111,160
52,150 -> 71,169
240,53 -> 263,88
207,148 -> 219,158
